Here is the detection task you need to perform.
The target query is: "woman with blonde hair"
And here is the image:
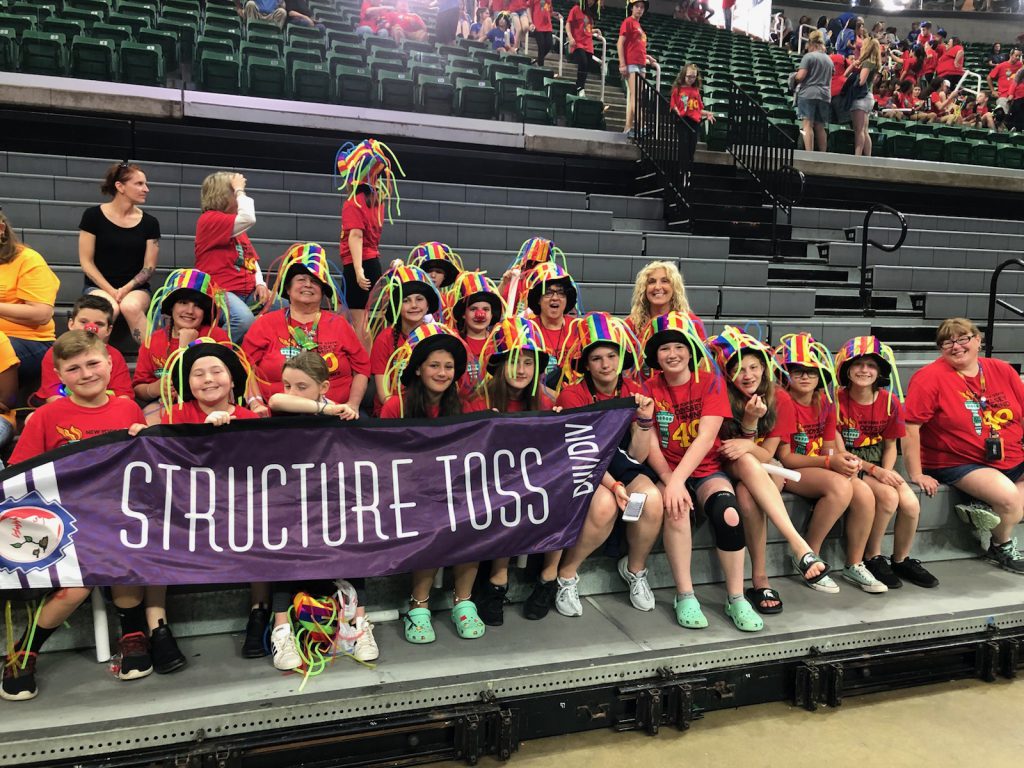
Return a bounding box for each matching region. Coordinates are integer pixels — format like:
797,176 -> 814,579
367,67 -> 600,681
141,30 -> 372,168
626,261 -> 705,344
848,37 -> 882,156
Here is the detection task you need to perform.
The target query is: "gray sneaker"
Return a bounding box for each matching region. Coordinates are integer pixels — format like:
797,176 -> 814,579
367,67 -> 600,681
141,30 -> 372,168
986,538 -> 1024,574
842,562 -> 889,594
956,503 -> 1001,532
555,575 -> 583,617
617,557 -> 655,611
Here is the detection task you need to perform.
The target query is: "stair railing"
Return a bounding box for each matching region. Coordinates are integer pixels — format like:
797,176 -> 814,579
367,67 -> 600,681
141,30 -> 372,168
858,203 -> 908,313
985,259 -> 1024,358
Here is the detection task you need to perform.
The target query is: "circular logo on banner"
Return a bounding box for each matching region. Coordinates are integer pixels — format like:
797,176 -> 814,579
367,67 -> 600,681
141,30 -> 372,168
0,493 -> 78,574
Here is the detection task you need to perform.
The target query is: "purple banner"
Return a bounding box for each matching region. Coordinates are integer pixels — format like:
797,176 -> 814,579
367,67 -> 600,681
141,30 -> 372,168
0,402 -> 634,587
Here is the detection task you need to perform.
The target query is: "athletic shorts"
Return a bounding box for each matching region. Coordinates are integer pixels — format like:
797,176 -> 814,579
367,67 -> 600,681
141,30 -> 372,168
924,460 -> 1024,487
342,258 -> 383,310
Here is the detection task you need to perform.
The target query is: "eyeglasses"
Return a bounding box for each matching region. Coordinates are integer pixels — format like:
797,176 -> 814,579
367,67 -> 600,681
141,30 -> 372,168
939,334 -> 975,349
542,288 -> 566,298
789,368 -> 819,379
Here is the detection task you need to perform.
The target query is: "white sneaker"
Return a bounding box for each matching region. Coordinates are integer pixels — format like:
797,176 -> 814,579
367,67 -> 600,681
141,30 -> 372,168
555,575 -> 583,617
617,557 -> 655,611
352,616 -> 379,662
805,573 -> 841,594
842,562 -> 889,594
270,624 -> 302,671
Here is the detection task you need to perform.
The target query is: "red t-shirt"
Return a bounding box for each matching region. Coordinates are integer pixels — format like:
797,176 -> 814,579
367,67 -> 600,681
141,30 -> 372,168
194,210 -> 259,295
370,327 -> 410,414
1013,75 -> 1024,101
133,325 -> 228,387
837,388 -> 904,450
460,334 -> 487,395
921,47 -> 938,76
900,51 -> 921,84
763,387 -> 797,445
904,357 -> 1024,470
338,193 -> 383,267
670,85 -> 703,123
936,44 -> 963,78
566,6 -> 594,54
556,377 -> 641,410
382,11 -> 424,31
10,397 -> 145,464
33,345 -> 133,403
990,60 -> 1022,98
830,54 -> 848,98
380,395 -> 474,419
618,17 -> 647,67
529,0 -> 552,32
242,310 -> 370,404
360,0 -> 380,31
786,390 -> 837,458
508,0 -> 529,12
929,90 -> 950,114
161,401 -> 260,425
645,371 -> 730,476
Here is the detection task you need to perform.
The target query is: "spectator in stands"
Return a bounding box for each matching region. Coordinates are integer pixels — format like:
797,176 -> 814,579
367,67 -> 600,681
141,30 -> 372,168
355,1 -> 390,37
834,337 -> 937,589
506,0 -> 530,53
721,0 -> 734,33
436,0 -> 462,44
835,19 -> 856,57
0,211 -> 57,387
829,49 -> 850,123
903,318 -> 1024,575
920,39 -> 939,86
916,20 -> 933,47
626,260 -> 706,348
285,0 -> 324,29
1010,66 -> 1024,131
988,47 -> 1022,126
379,324 -> 486,643
78,162 -> 159,345
775,333 -> 885,594
522,263 -> 581,386
528,0 -> 558,67
906,83 -> 934,121
566,0 -> 602,97
237,0 -> 287,29
848,37 -> 882,156
243,244 -> 369,414
792,30 -> 832,153
643,313 -> 764,632
927,79 -> 962,124
900,44 -> 925,85
135,269 -> 230,424
988,42 -> 1007,68
670,64 -> 715,166
620,0 -> 654,138
469,7 -> 493,41
815,15 -> 829,45
826,11 -> 855,47
963,92 -> 996,129
3,331 -> 151,702
488,11 -> 516,52
853,20 -> 867,58
936,35 -> 965,86
905,20 -> 920,46
194,172 -> 278,344
385,0 -> 428,43
777,12 -> 794,48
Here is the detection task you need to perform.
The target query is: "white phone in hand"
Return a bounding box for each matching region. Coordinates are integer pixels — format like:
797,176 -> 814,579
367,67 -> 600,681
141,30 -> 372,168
622,492 -> 647,522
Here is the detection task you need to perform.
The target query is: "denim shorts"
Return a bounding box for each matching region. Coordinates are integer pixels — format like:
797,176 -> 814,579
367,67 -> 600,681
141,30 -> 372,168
924,460 -> 1024,486
797,97 -> 829,124
686,470 -> 729,495
626,64 -> 644,74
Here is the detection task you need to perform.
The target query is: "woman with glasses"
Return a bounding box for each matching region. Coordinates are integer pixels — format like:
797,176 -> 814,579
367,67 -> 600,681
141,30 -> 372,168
903,318 -> 1024,573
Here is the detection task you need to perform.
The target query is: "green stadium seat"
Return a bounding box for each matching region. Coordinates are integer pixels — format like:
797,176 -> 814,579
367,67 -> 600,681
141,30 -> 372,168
327,29 -> 361,48
120,40 -> 165,85
519,64 -> 552,91
368,54 -> 404,79
246,19 -> 282,40
886,132 -> 916,159
117,1 -> 157,24
287,25 -> 324,50
19,30 -> 65,75
368,46 -> 404,63
904,122 -> 933,135
69,35 -> 117,81
62,8 -> 105,30
402,39 -> 434,55
247,32 -> 283,55
377,69 -> 415,111
494,72 -> 525,112
502,52 -> 532,67
827,127 -> 855,154
136,27 -> 177,70
545,77 -> 576,118
913,136 -> 944,161
197,49 -> 240,93
565,94 -> 605,130
515,88 -> 553,125
970,141 -> 998,166
485,60 -> 518,81
40,17 -> 85,39
68,0 -> 108,13
107,11 -> 149,34
245,54 -> 287,98
417,73 -> 454,115
195,34 -> 234,62
448,55 -> 481,76
0,28 -> 16,71
943,139 -> 972,164
284,43 -> 321,69
204,4 -> 238,24
410,62 -> 443,81
997,145 -> 1024,169
337,64 -> 373,106
91,22 -> 133,43
454,75 -> 496,119
8,3 -> 51,22
159,7 -> 200,27
0,13 -> 33,36
365,35 -> 398,54
156,18 -> 196,64
204,21 -> 243,52
458,38 -> 488,51
291,59 -> 331,102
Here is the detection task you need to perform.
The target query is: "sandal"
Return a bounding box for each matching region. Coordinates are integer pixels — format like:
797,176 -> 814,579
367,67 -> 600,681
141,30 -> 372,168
725,599 -> 765,632
673,595 -> 708,629
451,599 -> 486,639
403,607 -> 436,644
793,551 -> 830,584
744,586 -> 783,615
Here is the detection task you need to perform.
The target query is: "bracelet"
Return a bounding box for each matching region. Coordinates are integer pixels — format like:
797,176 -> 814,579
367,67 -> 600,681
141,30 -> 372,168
246,396 -> 264,406
636,417 -> 653,426
740,426 -> 758,437
317,400 -> 327,415
637,425 -> 651,431
824,455 -> 831,470
867,464 -> 877,477
611,481 -> 625,493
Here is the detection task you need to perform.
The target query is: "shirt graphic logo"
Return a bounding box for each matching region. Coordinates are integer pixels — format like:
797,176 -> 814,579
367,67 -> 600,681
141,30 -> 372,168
0,493 -> 78,574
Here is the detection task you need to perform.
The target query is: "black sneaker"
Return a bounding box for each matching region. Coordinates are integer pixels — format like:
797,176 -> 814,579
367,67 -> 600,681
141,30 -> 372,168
864,555 -> 902,589
151,620 -> 187,674
117,632 -> 153,680
475,582 -> 508,627
522,579 -> 558,621
891,557 -> 939,588
242,606 -> 270,658
1,651 -> 37,701
986,539 -> 1024,574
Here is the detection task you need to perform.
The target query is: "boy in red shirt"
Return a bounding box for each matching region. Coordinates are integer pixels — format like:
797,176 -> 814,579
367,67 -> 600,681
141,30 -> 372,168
619,0 -> 652,137
987,47 -> 1022,119
31,294 -> 133,406
669,63 -> 716,164
566,0 -> 600,95
3,331 -> 157,702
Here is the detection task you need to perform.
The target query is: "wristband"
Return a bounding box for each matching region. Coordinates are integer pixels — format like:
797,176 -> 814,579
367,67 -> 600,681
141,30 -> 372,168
867,464 -> 877,477
612,481 -> 625,494
824,455 -> 831,470
317,400 -> 327,415
247,396 -> 264,406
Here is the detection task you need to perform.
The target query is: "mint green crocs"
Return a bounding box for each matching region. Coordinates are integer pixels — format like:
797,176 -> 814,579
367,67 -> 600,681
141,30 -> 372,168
725,598 -> 765,632
673,595 -> 708,629
451,599 -> 486,639
404,607 -> 436,644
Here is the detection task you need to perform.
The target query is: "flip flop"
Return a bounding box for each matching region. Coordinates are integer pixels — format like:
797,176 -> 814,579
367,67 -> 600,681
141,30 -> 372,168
403,607 -> 435,644
744,586 -> 784,615
673,595 -> 708,629
725,599 -> 765,632
793,551 -> 830,584
451,600 -> 486,639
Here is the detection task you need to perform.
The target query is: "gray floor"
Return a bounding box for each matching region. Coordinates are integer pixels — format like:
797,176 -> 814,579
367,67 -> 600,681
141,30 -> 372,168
4,558 -> 1024,765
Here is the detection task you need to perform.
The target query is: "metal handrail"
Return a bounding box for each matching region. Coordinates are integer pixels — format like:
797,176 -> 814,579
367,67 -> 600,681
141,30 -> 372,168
597,31 -> 607,103
554,14 -> 565,77
985,258 -> 1024,357
796,23 -> 816,55
859,203 -> 908,311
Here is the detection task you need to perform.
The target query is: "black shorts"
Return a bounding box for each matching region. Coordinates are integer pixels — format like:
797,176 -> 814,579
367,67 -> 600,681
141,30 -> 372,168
343,258 -> 383,310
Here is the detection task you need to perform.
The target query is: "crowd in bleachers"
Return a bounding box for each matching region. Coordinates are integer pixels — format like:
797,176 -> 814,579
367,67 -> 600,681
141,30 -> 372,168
3,138 -> 1024,704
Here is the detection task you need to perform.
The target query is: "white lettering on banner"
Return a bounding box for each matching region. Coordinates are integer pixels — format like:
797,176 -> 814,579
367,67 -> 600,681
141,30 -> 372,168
118,451 -> 557,552
564,423 -> 599,497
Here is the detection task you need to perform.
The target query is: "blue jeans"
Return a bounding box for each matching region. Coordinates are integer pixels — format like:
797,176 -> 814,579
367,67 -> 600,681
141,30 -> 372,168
10,337 -> 53,384
356,25 -> 389,38
223,289 -> 287,344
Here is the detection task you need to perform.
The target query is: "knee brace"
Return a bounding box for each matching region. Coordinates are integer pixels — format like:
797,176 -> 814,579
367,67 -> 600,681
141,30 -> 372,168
704,491 -> 745,552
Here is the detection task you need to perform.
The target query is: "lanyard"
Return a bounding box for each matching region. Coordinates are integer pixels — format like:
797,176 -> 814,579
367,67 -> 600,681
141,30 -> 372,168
585,377 -> 621,404
956,361 -> 991,438
287,309 -> 321,351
